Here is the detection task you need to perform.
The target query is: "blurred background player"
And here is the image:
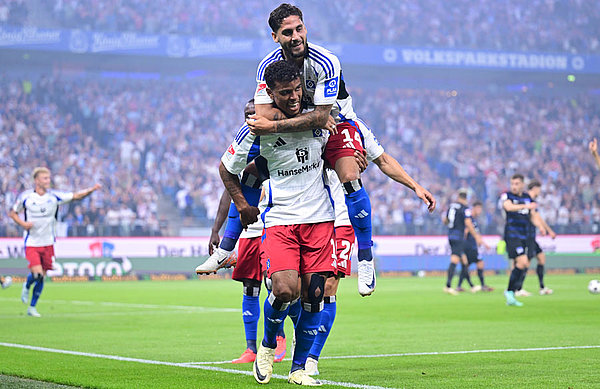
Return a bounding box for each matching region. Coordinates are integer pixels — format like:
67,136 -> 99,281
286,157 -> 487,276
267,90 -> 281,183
500,174 -> 544,307
457,201 -> 494,292
442,190 -> 481,295
249,3 -> 435,297
0,275 -> 12,289
9,167 -> 100,317
518,180 -> 556,296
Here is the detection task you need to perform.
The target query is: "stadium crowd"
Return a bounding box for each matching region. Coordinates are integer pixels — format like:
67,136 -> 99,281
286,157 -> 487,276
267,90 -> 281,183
1,74 -> 599,237
4,0 -> 600,54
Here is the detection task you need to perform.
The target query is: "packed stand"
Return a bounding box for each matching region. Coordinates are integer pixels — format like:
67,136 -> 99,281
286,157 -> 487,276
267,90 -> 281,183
7,0 -> 597,54
1,74 -> 599,237
0,0 -> 28,26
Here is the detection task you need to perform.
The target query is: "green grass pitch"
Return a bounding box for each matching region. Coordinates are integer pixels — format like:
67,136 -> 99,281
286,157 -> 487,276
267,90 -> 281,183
0,274 -> 598,388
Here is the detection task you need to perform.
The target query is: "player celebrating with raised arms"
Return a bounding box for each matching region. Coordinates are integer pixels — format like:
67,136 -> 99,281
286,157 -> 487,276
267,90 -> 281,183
247,3 -> 435,297
9,167 -> 100,317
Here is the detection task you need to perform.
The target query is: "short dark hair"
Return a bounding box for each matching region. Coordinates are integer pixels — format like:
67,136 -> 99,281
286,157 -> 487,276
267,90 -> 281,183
511,173 -> 524,181
457,190 -> 468,199
264,60 -> 300,89
269,3 -> 303,32
528,180 -> 541,190
472,201 -> 483,207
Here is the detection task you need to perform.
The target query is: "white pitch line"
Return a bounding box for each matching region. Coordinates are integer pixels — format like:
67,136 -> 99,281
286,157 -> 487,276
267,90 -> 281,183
0,342 -> 393,389
0,297 -> 237,313
185,344 -> 600,365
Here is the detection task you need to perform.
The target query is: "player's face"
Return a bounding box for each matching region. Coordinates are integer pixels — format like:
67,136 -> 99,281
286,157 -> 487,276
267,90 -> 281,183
472,205 -> 482,217
35,173 -> 51,190
272,15 -> 307,59
267,77 -> 302,117
529,186 -> 541,198
510,178 -> 523,194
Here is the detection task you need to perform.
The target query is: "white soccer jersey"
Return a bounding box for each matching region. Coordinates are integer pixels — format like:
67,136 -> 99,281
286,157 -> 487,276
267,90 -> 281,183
12,189 -> 74,247
222,125 -> 334,228
355,118 -> 385,162
325,169 -> 351,228
240,180 -> 269,239
254,42 -> 357,122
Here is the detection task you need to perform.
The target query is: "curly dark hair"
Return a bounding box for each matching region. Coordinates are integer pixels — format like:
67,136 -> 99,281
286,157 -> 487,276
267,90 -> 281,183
264,60 -> 300,89
268,3 -> 303,32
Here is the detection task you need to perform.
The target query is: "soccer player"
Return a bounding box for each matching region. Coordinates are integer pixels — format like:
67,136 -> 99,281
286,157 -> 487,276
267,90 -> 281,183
9,167 -> 100,317
442,190 -> 481,295
521,180 -> 556,296
500,174 -> 544,307
457,201 -> 494,292
589,138 -> 600,169
0,275 -> 12,289
248,4 -> 435,297
221,60 -> 335,386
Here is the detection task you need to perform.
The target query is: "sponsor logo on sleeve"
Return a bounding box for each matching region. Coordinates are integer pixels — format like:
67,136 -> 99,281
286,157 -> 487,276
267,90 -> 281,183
324,77 -> 338,97
227,145 -> 236,155
256,83 -> 267,94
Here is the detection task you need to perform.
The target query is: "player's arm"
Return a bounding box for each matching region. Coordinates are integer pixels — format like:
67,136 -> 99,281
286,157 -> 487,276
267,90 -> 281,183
248,104 -> 333,135
73,183 -> 101,201
589,138 -> 600,169
372,152 -> 436,212
219,163 -> 259,229
540,216 -> 557,239
502,199 -> 536,212
530,210 -> 548,236
8,209 -> 33,230
209,189 -> 232,255
464,217 -> 483,246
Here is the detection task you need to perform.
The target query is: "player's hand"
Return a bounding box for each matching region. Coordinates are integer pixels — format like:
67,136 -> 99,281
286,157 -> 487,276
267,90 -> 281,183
481,241 -> 491,250
239,205 -> 260,229
354,150 -> 368,172
326,115 -> 338,134
525,202 -> 537,210
208,230 -> 220,255
539,225 -> 548,236
22,221 -> 34,231
550,231 -> 557,239
589,138 -> 598,155
92,183 -> 102,191
415,185 -> 436,213
247,114 -> 276,135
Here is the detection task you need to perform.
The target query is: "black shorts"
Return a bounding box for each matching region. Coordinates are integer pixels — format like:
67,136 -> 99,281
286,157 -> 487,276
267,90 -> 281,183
464,246 -> 481,264
449,239 -> 465,257
506,238 -> 529,259
527,239 -> 543,259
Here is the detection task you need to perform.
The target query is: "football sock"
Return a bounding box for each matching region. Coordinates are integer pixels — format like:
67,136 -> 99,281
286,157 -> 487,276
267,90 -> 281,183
308,296 -> 336,360
30,277 -> 44,307
516,267 -> 528,290
291,300 -> 323,373
276,324 -> 285,339
537,264 -> 545,289
508,267 -> 525,292
287,298 -> 301,328
25,273 -> 35,289
343,181 -> 373,261
220,184 -> 261,251
477,268 -> 485,286
262,293 -> 289,349
459,264 -> 473,287
446,263 -> 457,288
242,292 -> 260,353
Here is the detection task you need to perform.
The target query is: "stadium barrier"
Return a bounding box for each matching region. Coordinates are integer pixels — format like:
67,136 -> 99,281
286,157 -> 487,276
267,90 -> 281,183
1,236 -> 599,280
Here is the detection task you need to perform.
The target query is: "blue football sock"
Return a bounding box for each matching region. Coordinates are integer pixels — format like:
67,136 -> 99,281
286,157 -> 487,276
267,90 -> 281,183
220,184 -> 262,251
308,297 -> 336,360
344,186 -> 373,261
242,295 -> 260,353
287,298 -> 301,328
291,302 -> 322,372
30,278 -> 44,307
25,273 -> 35,289
262,293 -> 289,349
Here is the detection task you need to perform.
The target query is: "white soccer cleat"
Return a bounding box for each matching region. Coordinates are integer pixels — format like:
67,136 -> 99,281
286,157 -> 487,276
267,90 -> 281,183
27,306 -> 41,317
288,369 -> 322,386
471,285 -> 482,293
21,282 -> 29,304
357,260 -> 376,296
515,289 -> 532,297
305,357 -> 320,376
1,276 -> 12,289
195,248 -> 237,275
539,287 -> 554,295
443,286 -> 459,296
253,344 -> 275,384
